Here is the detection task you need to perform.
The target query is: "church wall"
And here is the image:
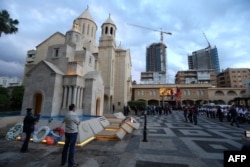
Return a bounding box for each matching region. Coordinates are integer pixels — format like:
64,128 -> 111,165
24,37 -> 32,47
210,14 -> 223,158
113,50 -> 132,112
114,51 -> 126,111
21,63 -> 61,116
46,44 -> 69,74
83,78 -> 95,115
35,33 -> 65,64
51,74 -> 64,116
80,51 -> 96,76
23,34 -> 65,84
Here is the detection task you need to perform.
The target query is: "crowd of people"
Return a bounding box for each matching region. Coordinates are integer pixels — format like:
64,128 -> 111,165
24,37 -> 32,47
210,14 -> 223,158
199,105 -> 250,125
128,105 -> 173,116
128,103 -> 250,127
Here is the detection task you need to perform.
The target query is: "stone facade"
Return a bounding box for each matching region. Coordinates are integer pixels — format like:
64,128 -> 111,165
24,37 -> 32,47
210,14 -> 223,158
217,68 -> 250,88
21,7 -> 132,116
175,69 -> 216,86
132,83 -> 247,106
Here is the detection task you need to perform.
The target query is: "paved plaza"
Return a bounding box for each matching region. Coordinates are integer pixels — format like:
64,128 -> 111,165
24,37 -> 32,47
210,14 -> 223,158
0,110 -> 249,167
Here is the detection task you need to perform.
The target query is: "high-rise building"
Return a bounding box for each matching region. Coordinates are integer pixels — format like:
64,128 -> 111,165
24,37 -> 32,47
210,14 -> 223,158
141,43 -> 167,84
146,43 -> 166,72
188,46 -> 220,75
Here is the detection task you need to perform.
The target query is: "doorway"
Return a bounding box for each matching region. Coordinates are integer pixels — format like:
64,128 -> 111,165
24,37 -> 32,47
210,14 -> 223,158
33,93 -> 43,116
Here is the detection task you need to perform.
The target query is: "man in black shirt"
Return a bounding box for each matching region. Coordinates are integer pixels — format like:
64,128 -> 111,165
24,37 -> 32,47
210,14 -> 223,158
20,108 -> 40,153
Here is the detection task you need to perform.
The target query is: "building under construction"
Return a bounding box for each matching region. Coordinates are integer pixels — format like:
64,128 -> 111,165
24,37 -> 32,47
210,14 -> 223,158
141,43 -> 168,84
188,46 -> 220,75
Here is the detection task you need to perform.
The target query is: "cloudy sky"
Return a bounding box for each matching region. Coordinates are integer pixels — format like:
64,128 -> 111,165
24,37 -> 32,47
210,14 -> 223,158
1,0 -> 249,83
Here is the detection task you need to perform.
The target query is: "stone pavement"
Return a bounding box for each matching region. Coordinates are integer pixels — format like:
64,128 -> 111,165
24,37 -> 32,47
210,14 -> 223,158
0,110 -> 249,167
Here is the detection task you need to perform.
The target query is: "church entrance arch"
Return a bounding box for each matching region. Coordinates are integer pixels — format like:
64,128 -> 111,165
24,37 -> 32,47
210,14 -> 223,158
33,92 -> 43,116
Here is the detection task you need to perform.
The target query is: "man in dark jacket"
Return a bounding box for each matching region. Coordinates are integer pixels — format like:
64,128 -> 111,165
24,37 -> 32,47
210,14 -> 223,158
20,108 -> 40,153
229,105 -> 240,127
217,106 -> 223,122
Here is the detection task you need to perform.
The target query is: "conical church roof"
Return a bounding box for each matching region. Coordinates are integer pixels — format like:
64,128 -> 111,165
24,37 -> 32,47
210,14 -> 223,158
103,14 -> 115,25
78,6 -> 94,21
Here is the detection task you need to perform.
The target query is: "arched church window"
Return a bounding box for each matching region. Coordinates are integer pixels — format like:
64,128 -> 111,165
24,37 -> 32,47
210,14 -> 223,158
82,23 -> 85,34
105,26 -> 108,34
91,27 -> 93,37
87,24 -> 90,35
110,27 -> 113,35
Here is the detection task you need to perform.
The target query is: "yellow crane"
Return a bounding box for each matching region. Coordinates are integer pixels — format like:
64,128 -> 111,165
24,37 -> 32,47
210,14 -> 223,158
202,32 -> 211,49
127,23 -> 172,43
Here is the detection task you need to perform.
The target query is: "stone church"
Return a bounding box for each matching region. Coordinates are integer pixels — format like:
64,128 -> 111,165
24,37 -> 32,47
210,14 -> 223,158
21,7 -> 132,117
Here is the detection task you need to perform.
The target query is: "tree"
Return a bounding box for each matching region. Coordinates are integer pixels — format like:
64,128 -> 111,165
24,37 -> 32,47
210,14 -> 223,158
0,87 -> 9,111
10,86 -> 24,110
0,9 -> 19,37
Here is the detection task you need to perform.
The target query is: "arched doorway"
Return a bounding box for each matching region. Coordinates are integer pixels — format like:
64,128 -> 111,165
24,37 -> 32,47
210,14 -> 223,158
33,92 -> 43,116
96,97 -> 101,116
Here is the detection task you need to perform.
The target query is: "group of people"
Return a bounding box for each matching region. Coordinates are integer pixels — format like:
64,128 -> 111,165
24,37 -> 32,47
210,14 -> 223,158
19,102 -> 250,166
200,105 -> 250,127
21,104 -> 80,167
182,105 -> 198,125
139,105 -> 172,115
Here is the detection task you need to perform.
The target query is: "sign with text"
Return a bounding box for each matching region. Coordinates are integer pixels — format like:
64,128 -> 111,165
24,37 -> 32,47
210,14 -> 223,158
224,151 -> 250,167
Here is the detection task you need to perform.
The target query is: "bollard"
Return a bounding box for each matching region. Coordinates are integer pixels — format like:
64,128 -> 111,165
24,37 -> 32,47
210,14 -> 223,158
142,114 -> 147,142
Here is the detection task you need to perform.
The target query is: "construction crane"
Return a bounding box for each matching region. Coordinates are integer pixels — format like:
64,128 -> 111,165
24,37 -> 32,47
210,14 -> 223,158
127,23 -> 172,83
127,23 -> 172,43
202,32 -> 211,49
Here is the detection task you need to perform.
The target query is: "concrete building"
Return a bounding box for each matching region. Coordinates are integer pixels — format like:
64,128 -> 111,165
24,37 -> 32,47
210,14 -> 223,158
0,76 -> 22,88
217,68 -> 250,88
140,71 -> 166,84
141,43 -> 167,84
146,43 -> 166,72
21,7 -> 132,116
175,69 -> 216,86
188,46 -> 220,75
132,83 -> 247,106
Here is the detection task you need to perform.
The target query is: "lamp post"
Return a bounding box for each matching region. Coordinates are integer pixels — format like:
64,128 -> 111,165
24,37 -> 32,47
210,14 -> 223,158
142,111 -> 147,142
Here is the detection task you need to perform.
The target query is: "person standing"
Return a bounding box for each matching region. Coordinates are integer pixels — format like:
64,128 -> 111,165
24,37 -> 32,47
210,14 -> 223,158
188,106 -> 193,123
61,104 -> 80,167
112,104 -> 115,113
192,106 -> 198,125
229,105 -> 240,127
183,106 -> 188,122
217,106 -> 223,122
134,106 -> 138,115
20,108 -> 40,153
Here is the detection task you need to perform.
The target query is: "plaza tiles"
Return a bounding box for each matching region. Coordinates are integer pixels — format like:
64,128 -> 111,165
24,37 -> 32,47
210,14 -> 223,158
0,111 -> 249,167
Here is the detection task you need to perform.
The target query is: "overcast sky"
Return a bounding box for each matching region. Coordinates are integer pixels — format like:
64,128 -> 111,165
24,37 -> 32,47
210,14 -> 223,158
1,0 -> 249,83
